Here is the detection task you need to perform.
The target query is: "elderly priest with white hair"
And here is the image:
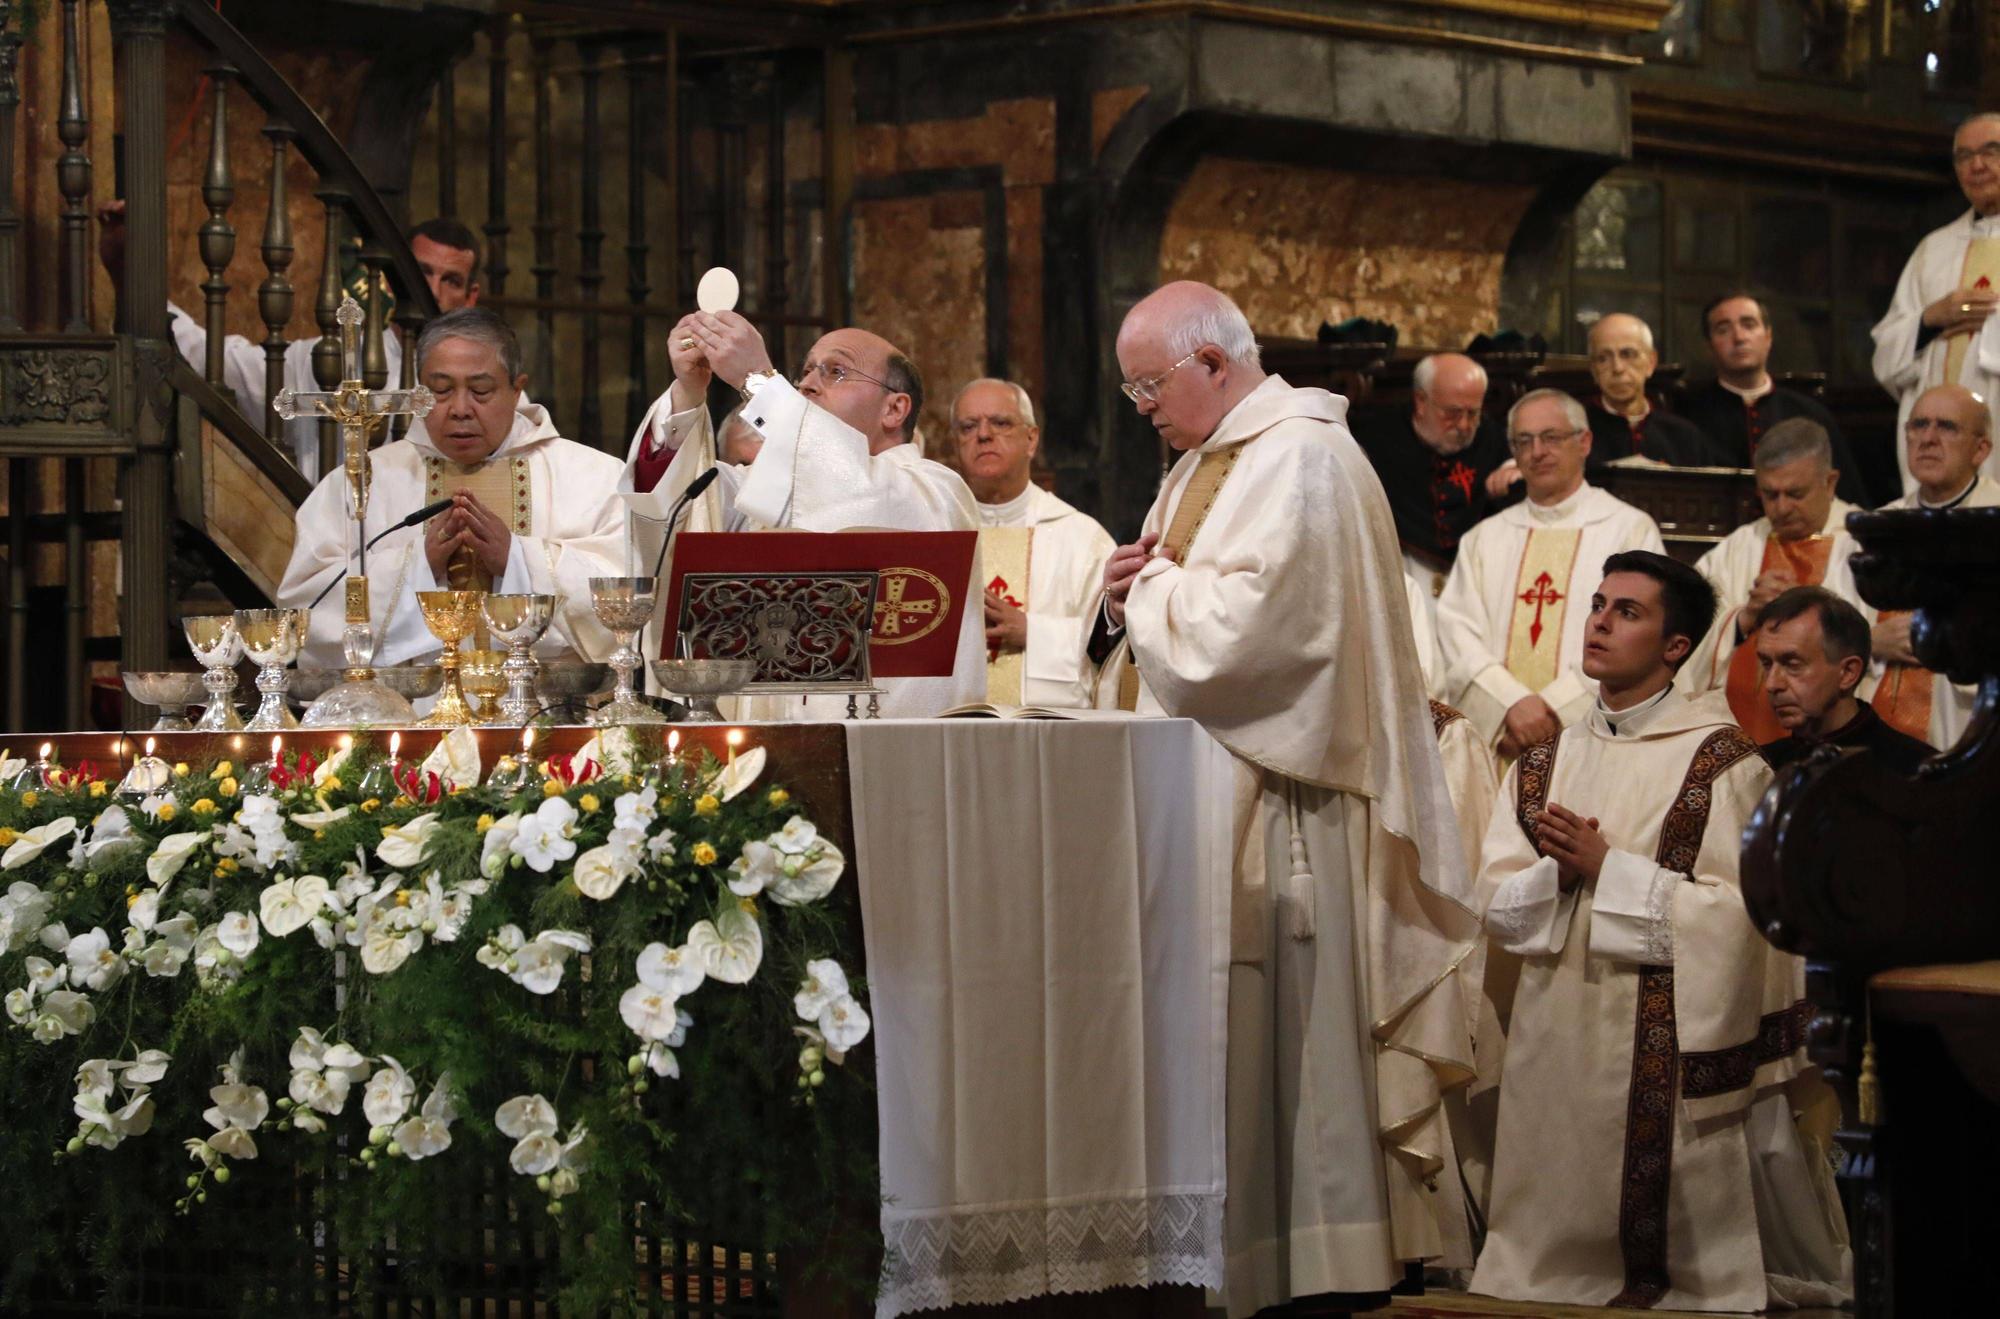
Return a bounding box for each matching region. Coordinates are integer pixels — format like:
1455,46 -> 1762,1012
1087,281 -> 1482,1315
622,310 -> 984,718
278,306 -> 627,667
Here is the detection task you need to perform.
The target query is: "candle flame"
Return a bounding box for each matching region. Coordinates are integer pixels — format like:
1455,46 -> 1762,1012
389,731 -> 401,759
338,733 -> 354,751
522,727 -> 535,752
37,742 -> 50,759
667,730 -> 680,753
725,729 -> 744,748
271,734 -> 283,759
145,737 -> 156,756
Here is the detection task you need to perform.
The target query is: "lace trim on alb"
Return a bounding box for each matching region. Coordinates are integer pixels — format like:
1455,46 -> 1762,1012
876,1191 -> 1223,1318
1641,866 -> 1676,965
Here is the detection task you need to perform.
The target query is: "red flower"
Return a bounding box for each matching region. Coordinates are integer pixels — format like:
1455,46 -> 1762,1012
546,753 -> 600,787
394,763 -> 444,804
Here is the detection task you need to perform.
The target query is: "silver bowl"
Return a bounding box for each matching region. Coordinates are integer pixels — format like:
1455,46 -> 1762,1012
376,665 -> 445,700
650,659 -> 757,722
123,671 -> 209,730
290,668 -> 343,704
536,661 -> 612,701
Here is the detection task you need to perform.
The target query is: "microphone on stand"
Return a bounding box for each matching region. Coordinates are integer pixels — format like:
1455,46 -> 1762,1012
307,497 -> 458,610
649,467 -> 721,582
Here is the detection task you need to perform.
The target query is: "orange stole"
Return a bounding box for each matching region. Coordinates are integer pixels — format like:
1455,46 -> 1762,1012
1724,534 -> 1834,744
1869,628 -> 1933,742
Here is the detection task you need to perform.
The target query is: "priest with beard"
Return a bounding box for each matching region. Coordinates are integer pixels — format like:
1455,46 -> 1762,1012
278,307 -> 627,666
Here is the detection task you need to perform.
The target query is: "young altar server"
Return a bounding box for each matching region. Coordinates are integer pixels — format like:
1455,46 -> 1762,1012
277,307 -> 626,668
1470,550 -> 1850,1312
1090,281 -> 1482,1315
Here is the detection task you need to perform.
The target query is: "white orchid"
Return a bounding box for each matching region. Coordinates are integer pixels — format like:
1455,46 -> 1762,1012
24,954 -> 65,994
64,927 -> 126,992
3,816 -> 76,870
494,1093 -> 558,1141
216,911 -> 261,960
125,1049 -> 172,1085
818,993 -> 872,1052
392,1076 -> 458,1160
727,841 -> 780,898
75,1086 -> 155,1149
641,1040 -> 682,1078
258,874 -> 330,938
646,828 -> 677,863
287,1028 -> 368,1116
142,914 -> 197,979
686,906 -> 762,984
28,989 -> 93,1042
793,959 -> 851,1022
127,889 -> 161,934
75,1057 -> 117,1100
4,987 -> 33,1025
376,813 -> 440,869
0,880 -> 53,953
475,923 -> 526,970
510,797 -> 579,873
618,983 -> 685,1043
613,786 -> 658,832
571,844 -> 637,901
636,942 -> 705,998
479,814 -> 524,879
510,1130 -> 562,1175
146,832 -> 207,890
205,1126 -> 259,1160
80,805 -> 140,866
509,930 -> 591,995
362,1056 -> 415,1128
203,1081 -> 270,1137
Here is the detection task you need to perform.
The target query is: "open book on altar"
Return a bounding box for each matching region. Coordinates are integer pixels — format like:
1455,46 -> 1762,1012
937,702 -> 1141,719
661,530 -> 978,684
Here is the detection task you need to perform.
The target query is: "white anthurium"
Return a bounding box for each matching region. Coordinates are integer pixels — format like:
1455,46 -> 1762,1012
30,989 -> 93,1043
0,754 -> 21,781
64,928 -> 127,993
494,1093 -> 558,1141
715,745 -> 767,802
793,959 -> 852,1022
258,874 -> 330,938
727,841 -> 779,899
618,983 -> 684,1043
203,1082 -> 270,1135
480,814 -> 524,880
312,746 -> 351,788
768,840 -> 844,907
289,805 -> 352,830
124,1049 -> 171,1086
216,911 -> 261,960
418,728 -> 481,790
24,955 -> 65,994
358,910 -> 421,976
393,1075 -> 458,1160
818,993 -> 872,1052
571,844 -> 637,901
511,797 -> 579,873
81,805 -> 140,866
361,1057 -> 415,1128
146,832 -> 207,890
3,817 -> 76,870
686,906 -> 762,985
636,942 -> 705,998
376,813 -> 441,870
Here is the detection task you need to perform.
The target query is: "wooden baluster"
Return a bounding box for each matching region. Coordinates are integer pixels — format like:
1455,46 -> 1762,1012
436,58 -> 457,220
5,458 -> 29,730
56,0 -> 91,331
531,41 -> 557,415
359,244 -> 389,390
625,37 -> 653,438
578,41 -> 604,449
390,283 -> 425,441
483,14 -> 511,298
198,65 -> 237,392
311,190 -> 348,476
63,457 -> 83,729
0,1 -> 25,332
765,55 -> 788,376
258,125 -> 297,444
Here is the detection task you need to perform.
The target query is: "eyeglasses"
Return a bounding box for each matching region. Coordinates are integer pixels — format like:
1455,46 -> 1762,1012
795,359 -> 896,392
1953,142 -> 2000,168
1508,428 -> 1581,455
1120,349 -> 1201,405
953,415 -> 1023,437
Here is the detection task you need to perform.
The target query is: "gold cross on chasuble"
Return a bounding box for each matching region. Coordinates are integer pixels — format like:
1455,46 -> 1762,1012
424,455 -> 534,593
979,525 -> 1034,706
1502,527 -> 1582,694
1116,442 -> 1243,711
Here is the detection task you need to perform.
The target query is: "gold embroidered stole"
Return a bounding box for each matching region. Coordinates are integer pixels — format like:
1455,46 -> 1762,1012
1869,624 -> 1933,741
424,455 -> 534,593
1116,443 -> 1243,711
1945,236 -> 2000,384
980,525 -> 1034,706
1723,534 -> 1833,744
1501,527 -> 1582,695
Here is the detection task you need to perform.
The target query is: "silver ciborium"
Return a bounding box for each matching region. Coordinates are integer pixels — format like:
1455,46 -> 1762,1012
123,671 -> 209,731
236,608 -> 307,732
183,614 -> 245,731
484,593 -> 556,725
588,577 -> 665,726
649,659 -> 757,723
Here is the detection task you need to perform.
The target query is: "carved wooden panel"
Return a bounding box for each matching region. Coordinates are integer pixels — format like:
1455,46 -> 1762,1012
0,336 -> 131,454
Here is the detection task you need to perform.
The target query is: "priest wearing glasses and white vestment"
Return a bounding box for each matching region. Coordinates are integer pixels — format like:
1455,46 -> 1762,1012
1087,282 -> 1483,1315
277,307 -> 626,668
621,312 -> 984,719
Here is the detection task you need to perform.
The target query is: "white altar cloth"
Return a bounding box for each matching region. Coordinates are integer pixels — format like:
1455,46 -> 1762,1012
847,717 -> 1235,1317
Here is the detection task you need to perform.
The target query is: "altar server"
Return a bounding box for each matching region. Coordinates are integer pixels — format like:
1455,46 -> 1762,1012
1871,112 -> 2000,492
1435,389 -> 1665,758
623,311 -> 985,719
1471,551 -> 1850,1311
951,377 -> 1113,709
1681,418 -> 1867,743
1090,281 -> 1482,1315
277,307 -> 626,667
1836,383 -> 2000,748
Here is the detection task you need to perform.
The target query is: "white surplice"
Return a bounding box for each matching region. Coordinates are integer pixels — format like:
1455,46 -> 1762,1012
1088,376 -> 1483,1314
1435,484 -> 1665,746
1680,499 -> 1869,699
1871,209 -> 2000,493
975,483 -> 1115,709
277,398 -> 626,668
619,379 -> 985,720
169,300 -> 267,423
1470,689 -> 1850,1311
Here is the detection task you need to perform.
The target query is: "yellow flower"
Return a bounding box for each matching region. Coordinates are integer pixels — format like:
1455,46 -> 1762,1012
156,802 -> 177,822
313,829 -> 325,841
215,857 -> 238,876
578,793 -> 600,815
89,781 -> 107,799
217,776 -> 238,798
360,798 -> 381,813
321,775 -> 342,793
394,889 -> 411,908
172,762 -> 190,777
126,892 -> 141,909
691,841 -> 718,866
476,813 -> 496,833
737,896 -> 759,917
191,799 -> 218,817
0,828 -> 17,847
622,773 -> 637,789
392,795 -> 413,809
766,788 -> 790,808
210,760 -> 233,780
694,794 -> 720,817
542,779 -> 565,798
19,790 -> 37,809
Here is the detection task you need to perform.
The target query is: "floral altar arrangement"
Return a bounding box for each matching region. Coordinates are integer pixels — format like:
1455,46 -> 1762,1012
0,730 -> 876,1312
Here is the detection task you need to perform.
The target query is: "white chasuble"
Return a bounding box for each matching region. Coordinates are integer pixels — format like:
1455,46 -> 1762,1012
278,399 -> 627,669
1872,209 -> 2000,492
1470,691 -> 1850,1312
1087,376 -> 1484,1314
620,379 -> 986,720
975,483 -> 1114,710
1435,485 -> 1664,748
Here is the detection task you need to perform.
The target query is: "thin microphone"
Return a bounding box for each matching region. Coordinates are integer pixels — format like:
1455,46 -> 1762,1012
306,498 -> 458,610
649,467 -> 720,581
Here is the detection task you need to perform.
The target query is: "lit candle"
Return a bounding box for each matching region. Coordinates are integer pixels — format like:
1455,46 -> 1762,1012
38,741 -> 51,762
522,726 -> 535,757
120,737 -> 170,795
271,734 -> 283,761
337,733 -> 355,752
725,728 -> 742,767
388,730 -> 402,764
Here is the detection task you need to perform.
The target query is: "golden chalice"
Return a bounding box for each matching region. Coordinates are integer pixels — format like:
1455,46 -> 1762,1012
415,590 -> 486,727
461,648 -> 509,724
